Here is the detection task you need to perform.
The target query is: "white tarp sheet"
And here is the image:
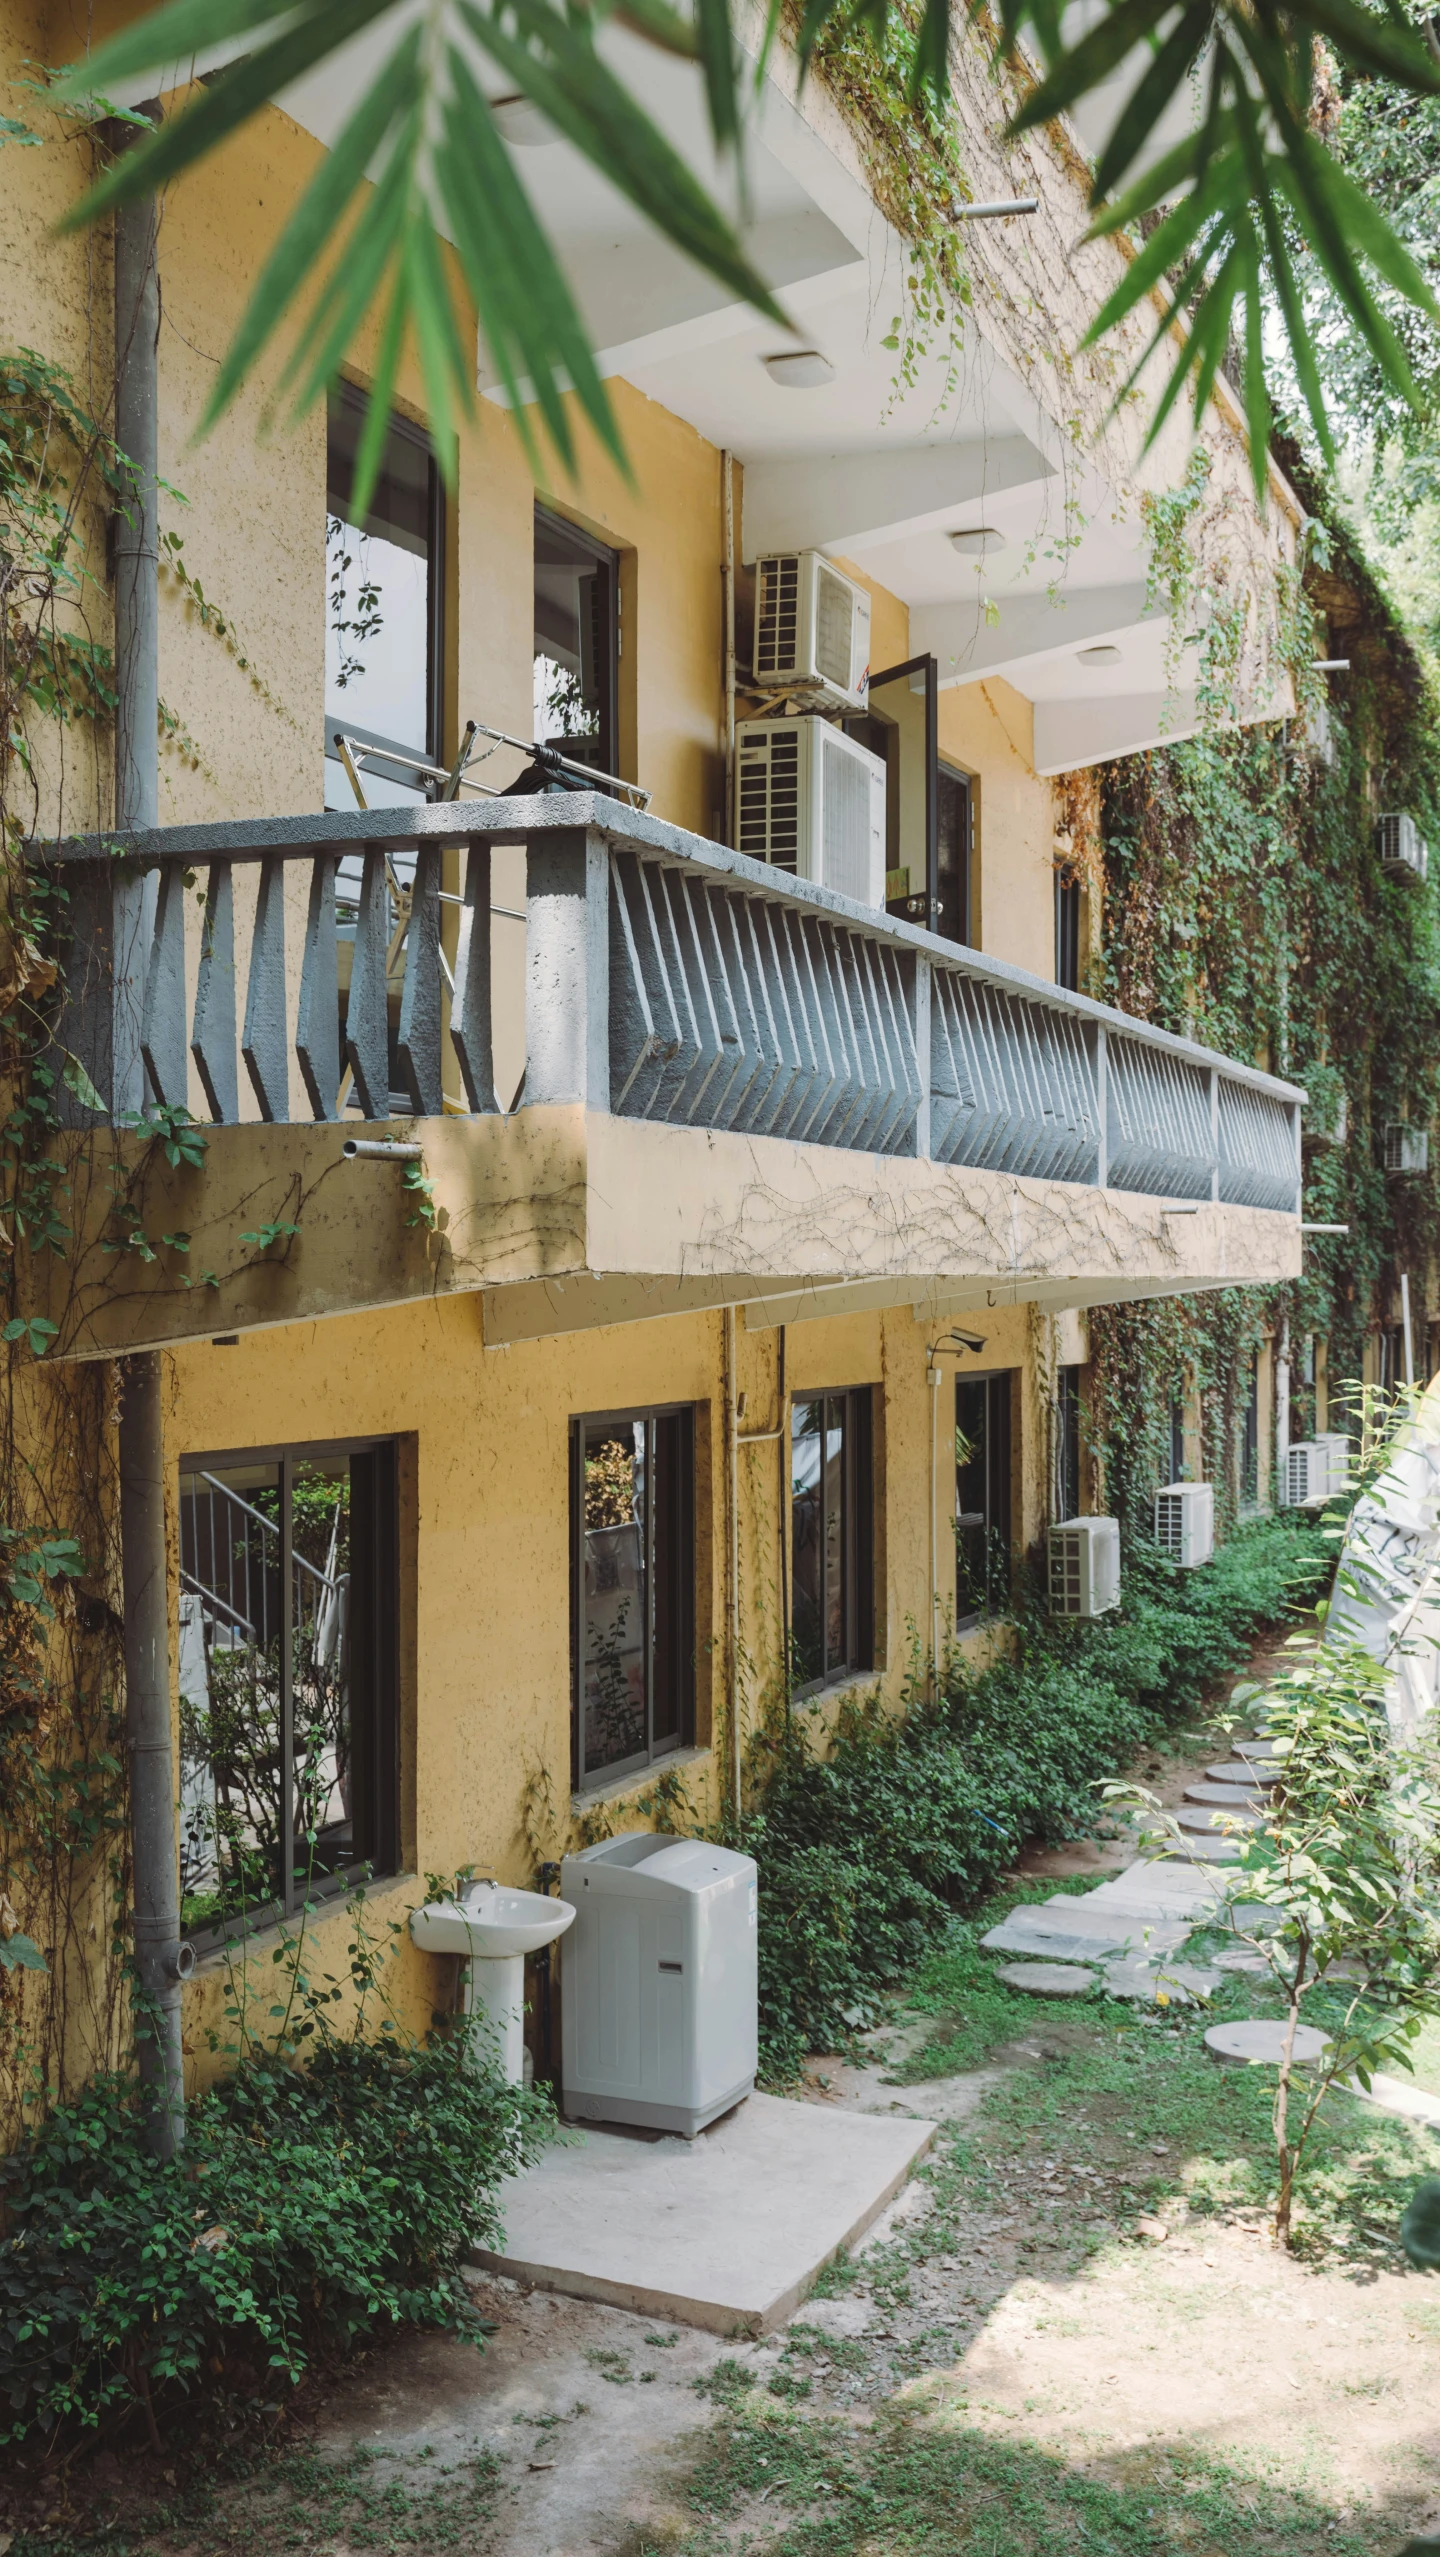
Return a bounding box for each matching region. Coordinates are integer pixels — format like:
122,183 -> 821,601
1326,1373 -> 1440,1741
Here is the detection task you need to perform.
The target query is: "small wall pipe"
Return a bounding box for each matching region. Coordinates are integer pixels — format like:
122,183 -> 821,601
114,146 -> 186,2156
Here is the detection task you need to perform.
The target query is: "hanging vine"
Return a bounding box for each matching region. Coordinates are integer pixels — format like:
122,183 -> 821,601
1085,443 -> 1440,1535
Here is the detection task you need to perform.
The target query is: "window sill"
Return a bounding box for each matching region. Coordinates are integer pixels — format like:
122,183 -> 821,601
186,1871 -> 418,1977
793,1667 -> 881,1709
571,1744 -> 710,1816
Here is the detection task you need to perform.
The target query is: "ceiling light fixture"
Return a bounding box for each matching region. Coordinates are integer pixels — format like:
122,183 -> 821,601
490,92 -> 553,146
762,350 -> 835,390
1077,644 -> 1122,668
949,526 -> 1002,557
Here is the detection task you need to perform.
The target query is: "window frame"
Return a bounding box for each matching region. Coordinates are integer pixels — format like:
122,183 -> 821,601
788,1385 -> 875,1698
570,1401 -> 696,1795
324,383 -> 446,801
177,1432 -> 401,1948
1055,863 -> 1083,990
534,502 -> 621,783
1054,1365 -> 1082,1521
955,1371 -> 1013,1624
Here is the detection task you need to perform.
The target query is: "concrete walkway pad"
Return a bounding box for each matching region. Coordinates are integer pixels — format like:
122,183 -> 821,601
474,2091 -> 936,2336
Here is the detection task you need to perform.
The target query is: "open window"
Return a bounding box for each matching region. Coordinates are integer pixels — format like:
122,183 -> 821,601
1054,1365 -> 1083,1520
177,1438 -> 400,1943
955,1374 -> 1012,1621
790,1388 -> 875,1693
571,1406 -> 694,1791
1055,864 -> 1083,990
325,386 -> 444,809
848,657 -> 971,943
535,506 -> 619,782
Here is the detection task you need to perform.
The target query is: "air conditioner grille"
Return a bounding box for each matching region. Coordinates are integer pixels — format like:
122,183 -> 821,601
756,555 -> 799,681
1155,1493 -> 1184,1559
738,730 -> 800,870
819,729 -> 872,903
813,564 -> 855,693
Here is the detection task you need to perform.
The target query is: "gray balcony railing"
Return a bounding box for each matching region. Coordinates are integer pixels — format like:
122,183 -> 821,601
39,794 -> 1303,1211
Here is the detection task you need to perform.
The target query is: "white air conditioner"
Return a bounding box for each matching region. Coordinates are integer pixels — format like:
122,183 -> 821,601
1385,1123 -> 1430,1175
747,552 -> 871,711
1378,812 -> 1429,880
736,715 -> 886,909
1283,1441 -> 1330,1507
1048,1516 -> 1121,1618
1315,1431 -> 1350,1498
1154,1481 -> 1215,1567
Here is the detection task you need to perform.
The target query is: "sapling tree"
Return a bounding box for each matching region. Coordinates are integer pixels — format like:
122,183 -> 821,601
1113,1634 -> 1440,2249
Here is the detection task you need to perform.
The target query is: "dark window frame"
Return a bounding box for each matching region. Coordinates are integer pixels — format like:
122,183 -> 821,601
570,1402 -> 696,1794
1055,864 -> 1083,990
789,1386 -> 875,1697
177,1432 -> 401,1948
1239,1352 -> 1261,1505
955,1372 -> 1013,1623
535,502 -> 621,783
1054,1365 -> 1082,1521
325,382 -> 446,798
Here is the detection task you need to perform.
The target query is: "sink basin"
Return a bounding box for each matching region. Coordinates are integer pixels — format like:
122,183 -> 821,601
411,1882 -> 575,1961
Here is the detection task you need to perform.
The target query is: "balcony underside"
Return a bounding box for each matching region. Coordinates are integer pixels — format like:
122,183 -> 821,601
28,1107 -> 1301,1362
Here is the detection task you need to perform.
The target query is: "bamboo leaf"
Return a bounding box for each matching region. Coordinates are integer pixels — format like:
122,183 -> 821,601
1008,0 -> 1181,137
198,29 -> 421,434
1090,5 -> 1212,201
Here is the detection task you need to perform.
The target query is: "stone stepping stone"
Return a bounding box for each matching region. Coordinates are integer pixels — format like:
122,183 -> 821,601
1237,1740 -> 1283,1763
995,1961 -> 1095,1998
1175,1801 -> 1264,1832
1184,1780 -> 1264,1807
983,1906 -> 1191,1961
1102,1957 -> 1221,2007
1206,1761 -> 1279,1787
1213,1947 -> 1271,1974
1205,2018 -> 1327,2067
1156,1832 -> 1240,1864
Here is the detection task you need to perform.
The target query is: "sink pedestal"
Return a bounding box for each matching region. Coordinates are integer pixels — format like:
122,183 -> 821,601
463,1952 -> 527,2083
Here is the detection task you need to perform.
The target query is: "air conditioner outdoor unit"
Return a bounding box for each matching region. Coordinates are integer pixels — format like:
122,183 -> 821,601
736,715 -> 887,909
1154,1481 -> 1215,1568
1315,1432 -> 1350,1498
1385,1123 -> 1430,1175
1283,1441 -> 1330,1507
1048,1516 -> 1121,1618
747,552 -> 871,711
1378,812 -> 1429,880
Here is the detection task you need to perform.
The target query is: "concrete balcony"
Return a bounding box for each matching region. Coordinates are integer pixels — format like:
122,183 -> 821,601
29,796 -> 1303,1357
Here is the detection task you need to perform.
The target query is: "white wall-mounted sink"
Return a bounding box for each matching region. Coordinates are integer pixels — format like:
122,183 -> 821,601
410,1882 -> 574,2082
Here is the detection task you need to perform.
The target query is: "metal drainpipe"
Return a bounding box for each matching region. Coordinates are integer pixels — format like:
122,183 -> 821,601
114,153 -> 188,2158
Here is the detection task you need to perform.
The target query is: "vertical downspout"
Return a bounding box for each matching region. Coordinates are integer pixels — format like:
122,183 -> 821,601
114,161 -> 187,2157
721,453 -> 735,848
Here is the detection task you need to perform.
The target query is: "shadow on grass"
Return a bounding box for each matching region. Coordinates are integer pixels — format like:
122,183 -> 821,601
676,2378 -> 1408,2556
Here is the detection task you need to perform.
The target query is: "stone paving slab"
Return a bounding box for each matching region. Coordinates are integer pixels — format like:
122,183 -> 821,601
1153,1832 -> 1241,1863
1205,2019 -> 1328,2066
474,2091 -> 936,2335
1101,1956 -> 1222,2007
1207,1761 -> 1278,1787
1175,1803 -> 1264,1833
981,1907 -> 1192,1961
1184,1781 -> 1265,1807
995,1961 -> 1096,1998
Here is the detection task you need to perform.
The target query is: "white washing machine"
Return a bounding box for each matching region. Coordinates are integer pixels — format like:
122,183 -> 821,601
559,1832 -> 758,2136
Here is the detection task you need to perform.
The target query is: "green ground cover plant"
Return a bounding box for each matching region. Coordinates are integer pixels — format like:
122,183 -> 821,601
0,2027 -> 549,2448
742,1517 -> 1327,2077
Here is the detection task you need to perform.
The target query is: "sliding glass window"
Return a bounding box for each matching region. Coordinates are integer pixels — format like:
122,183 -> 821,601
790,1389 -> 874,1694
571,1407 -> 694,1790
325,385 -> 444,810
178,1439 -> 400,1942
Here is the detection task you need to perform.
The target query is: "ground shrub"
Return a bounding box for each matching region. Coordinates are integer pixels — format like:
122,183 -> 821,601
746,1516 -> 1328,2075
0,2029 -> 550,2446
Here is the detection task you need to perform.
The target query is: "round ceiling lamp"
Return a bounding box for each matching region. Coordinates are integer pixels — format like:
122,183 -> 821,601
762,350 -> 835,390
948,526 -> 1002,557
1077,644 -> 1123,668
491,93 -> 553,146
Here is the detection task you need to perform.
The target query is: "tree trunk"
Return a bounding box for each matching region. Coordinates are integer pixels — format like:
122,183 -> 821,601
1273,1992 -> 1303,2247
